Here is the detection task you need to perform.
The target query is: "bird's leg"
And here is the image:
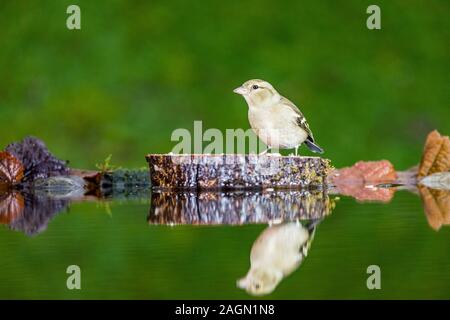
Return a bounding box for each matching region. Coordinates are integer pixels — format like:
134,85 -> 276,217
294,146 -> 299,156
259,147 -> 271,155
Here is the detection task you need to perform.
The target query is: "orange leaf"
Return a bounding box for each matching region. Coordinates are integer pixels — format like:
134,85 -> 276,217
418,130 -> 450,177
0,151 -> 24,185
330,160 -> 397,202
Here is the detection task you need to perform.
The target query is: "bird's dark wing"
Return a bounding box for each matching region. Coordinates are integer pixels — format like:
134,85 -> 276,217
280,97 -> 315,141
280,97 -> 324,153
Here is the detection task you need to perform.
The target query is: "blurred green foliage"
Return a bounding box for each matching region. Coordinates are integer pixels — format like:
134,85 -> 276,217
0,0 -> 449,171
0,1 -> 449,299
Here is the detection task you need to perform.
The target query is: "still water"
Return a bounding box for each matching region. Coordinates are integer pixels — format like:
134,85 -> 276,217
0,186 -> 449,299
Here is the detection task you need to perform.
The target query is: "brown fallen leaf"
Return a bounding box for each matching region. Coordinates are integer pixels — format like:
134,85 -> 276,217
5,136 -> 69,181
0,191 -> 25,225
330,160 -> 397,202
418,130 -> 450,177
418,185 -> 450,231
331,160 -> 397,184
0,151 -> 24,185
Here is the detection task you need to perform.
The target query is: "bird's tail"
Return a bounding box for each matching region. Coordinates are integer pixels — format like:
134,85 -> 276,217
305,140 -> 324,154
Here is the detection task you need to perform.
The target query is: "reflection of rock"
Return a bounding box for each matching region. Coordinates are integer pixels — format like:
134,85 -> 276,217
418,185 -> 450,231
330,160 -> 397,202
237,221 -> 317,296
0,191 -> 69,236
148,190 -> 335,225
418,130 -> 450,178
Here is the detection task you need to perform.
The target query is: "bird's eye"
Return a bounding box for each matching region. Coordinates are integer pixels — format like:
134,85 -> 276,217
252,85 -> 259,90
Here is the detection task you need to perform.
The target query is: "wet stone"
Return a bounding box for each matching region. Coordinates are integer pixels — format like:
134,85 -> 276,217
146,154 -> 332,190
32,176 -> 86,197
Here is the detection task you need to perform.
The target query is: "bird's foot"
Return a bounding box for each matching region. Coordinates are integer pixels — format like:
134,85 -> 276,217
270,152 -> 282,157
258,148 -> 270,155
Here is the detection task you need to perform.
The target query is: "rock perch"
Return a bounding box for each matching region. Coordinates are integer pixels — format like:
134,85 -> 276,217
146,154 -> 332,190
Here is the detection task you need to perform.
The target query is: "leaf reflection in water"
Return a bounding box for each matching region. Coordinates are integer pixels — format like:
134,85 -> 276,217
418,185 -> 450,231
0,190 -> 24,225
0,190 -> 69,236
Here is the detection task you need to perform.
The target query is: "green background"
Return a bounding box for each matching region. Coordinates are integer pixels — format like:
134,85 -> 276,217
0,1 -> 449,300
0,0 -> 449,169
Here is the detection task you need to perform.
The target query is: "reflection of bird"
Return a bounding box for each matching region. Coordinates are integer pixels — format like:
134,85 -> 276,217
233,79 -> 324,155
237,221 -> 317,296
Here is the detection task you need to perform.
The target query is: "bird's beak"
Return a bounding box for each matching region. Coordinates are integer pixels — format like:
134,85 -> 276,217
233,86 -> 247,95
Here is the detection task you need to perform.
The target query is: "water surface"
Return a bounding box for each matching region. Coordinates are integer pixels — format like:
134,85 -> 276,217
0,186 -> 449,299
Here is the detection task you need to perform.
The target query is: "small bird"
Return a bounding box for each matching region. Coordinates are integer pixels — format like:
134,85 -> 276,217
233,79 -> 324,155
237,221 -> 317,296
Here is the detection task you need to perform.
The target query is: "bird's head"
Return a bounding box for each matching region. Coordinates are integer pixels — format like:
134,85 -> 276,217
233,79 -> 281,108
236,267 -> 282,296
